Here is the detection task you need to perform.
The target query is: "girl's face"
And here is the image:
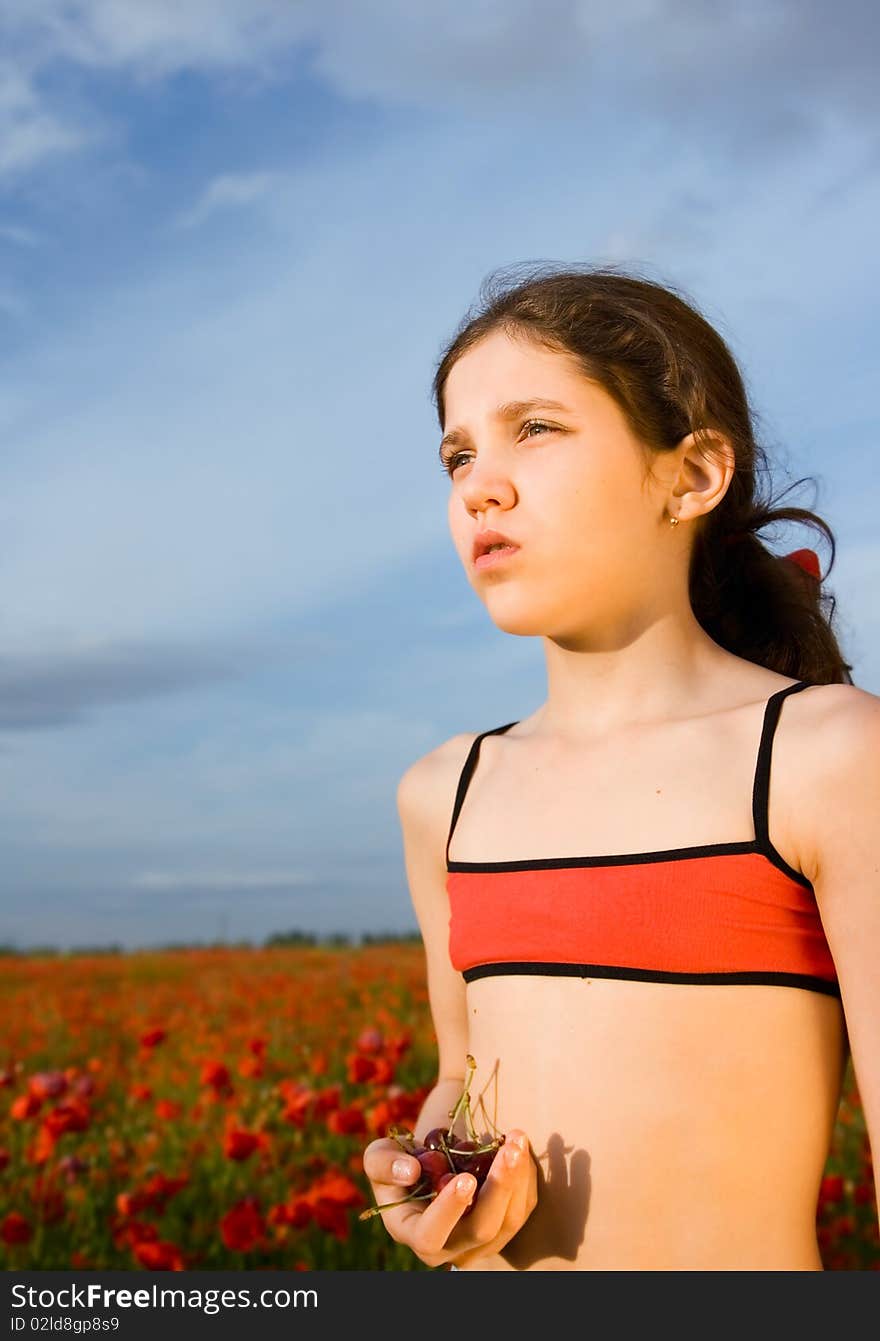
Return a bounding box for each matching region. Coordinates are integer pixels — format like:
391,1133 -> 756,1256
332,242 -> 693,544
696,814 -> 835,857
441,326 -> 681,642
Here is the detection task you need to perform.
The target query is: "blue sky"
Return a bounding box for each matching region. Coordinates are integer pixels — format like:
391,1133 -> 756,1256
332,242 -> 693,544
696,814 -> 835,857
1,0 -> 878,950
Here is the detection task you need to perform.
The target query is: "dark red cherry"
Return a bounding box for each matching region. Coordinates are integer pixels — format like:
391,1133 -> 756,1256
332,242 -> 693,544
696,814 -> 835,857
423,1127 -> 450,1151
460,1148 -> 495,1182
418,1149 -> 451,1180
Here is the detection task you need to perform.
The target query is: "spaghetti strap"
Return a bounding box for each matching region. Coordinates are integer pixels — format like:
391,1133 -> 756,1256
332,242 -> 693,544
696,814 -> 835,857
751,680 -> 810,869
445,722 -> 519,866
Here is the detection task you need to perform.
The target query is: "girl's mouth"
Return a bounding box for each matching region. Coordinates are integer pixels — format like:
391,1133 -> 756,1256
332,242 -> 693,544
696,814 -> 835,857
474,545 -> 520,571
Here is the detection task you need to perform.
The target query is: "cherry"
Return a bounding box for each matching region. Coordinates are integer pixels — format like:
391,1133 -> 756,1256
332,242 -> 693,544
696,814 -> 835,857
360,1054 -> 508,1222
418,1149 -> 452,1180
457,1147 -> 496,1182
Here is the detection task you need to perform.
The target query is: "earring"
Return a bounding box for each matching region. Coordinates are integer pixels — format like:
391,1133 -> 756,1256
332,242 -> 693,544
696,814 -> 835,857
669,516 -> 679,527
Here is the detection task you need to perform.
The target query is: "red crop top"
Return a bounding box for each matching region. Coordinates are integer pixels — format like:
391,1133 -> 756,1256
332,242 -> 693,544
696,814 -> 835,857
446,680 -> 840,998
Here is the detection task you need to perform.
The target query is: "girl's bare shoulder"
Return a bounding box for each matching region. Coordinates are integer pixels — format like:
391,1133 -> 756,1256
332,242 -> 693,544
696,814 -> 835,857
795,681 -> 880,755
396,730 -> 481,841
787,681 -> 880,880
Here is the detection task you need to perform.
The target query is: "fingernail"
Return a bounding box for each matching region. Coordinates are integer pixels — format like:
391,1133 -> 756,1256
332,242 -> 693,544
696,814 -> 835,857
511,1133 -> 527,1151
392,1158 -> 415,1181
504,1146 -> 521,1168
456,1174 -> 475,1196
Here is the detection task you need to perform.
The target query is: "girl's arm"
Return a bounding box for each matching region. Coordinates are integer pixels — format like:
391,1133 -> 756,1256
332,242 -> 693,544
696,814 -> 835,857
396,734 -> 475,1087
805,684 -> 880,1222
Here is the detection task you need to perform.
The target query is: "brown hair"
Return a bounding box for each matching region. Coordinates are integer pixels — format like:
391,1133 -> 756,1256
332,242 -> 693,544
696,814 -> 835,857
431,263 -> 854,685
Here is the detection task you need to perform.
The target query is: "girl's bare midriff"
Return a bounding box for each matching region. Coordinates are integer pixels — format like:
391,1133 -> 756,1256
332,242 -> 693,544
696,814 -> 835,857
460,975 -> 845,1270
444,678 -> 847,1270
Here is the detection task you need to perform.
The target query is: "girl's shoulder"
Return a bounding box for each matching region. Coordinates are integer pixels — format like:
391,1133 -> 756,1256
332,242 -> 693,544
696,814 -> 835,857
793,680 -> 880,755
785,681 -> 880,884
396,729 -> 483,845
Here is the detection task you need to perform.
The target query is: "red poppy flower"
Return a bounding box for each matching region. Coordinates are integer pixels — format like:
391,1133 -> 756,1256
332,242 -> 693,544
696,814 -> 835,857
385,1030 -> 412,1061
10,1092 -> 42,1120
42,1100 -> 91,1140
311,1198 -> 350,1240
139,1028 -> 167,1049
31,1181 -> 66,1225
111,1219 -> 158,1251
365,1099 -> 392,1137
133,1239 -> 185,1270
27,1072 -> 68,1101
309,1172 -> 364,1208
269,1197 -> 312,1229
327,1104 -> 367,1136
220,1197 -> 267,1252
347,1053 -> 377,1084
818,1173 -> 845,1207
281,1095 -> 313,1127
223,1128 -> 269,1162
117,1172 -> 188,1219
1,1212 -> 32,1245
370,1056 -> 395,1085
200,1061 -> 232,1090
313,1084 -> 341,1116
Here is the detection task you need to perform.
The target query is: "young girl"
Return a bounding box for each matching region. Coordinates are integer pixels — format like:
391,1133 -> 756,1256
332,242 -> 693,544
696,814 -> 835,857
361,266 -> 879,1270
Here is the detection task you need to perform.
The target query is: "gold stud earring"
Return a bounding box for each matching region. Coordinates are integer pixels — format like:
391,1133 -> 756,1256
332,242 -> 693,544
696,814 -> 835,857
669,515 -> 680,527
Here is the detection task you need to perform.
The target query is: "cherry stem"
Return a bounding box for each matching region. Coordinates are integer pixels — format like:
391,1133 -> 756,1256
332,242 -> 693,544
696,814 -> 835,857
446,1054 -> 477,1142
358,1190 -> 437,1220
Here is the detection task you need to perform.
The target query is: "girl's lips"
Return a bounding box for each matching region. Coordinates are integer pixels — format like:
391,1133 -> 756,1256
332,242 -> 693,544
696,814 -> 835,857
474,545 -> 520,571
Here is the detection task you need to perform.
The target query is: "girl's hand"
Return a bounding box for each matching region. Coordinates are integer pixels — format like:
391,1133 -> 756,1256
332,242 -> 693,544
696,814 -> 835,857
361,1129 -> 538,1269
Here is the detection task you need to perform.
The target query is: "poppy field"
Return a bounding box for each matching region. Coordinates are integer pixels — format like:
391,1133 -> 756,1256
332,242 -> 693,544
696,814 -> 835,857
0,943 -> 877,1270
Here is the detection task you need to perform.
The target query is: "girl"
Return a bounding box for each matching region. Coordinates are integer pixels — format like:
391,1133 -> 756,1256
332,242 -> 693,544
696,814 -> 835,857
361,265 -> 878,1270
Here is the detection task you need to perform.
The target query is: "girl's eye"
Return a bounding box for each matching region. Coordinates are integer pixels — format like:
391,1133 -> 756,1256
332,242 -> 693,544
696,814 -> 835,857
522,419 -> 553,437
439,421 -> 555,477
439,451 -> 470,476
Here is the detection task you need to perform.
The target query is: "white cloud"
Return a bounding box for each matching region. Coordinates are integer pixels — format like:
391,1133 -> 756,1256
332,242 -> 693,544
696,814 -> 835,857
2,0 -> 878,186
0,64 -> 85,179
1,0 -> 311,80
175,171 -> 289,230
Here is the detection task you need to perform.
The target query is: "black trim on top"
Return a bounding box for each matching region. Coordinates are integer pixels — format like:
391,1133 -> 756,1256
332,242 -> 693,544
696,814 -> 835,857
445,682 -> 814,890
460,960 -> 841,998
445,721 -> 518,866
751,680 -> 811,885
449,838 -> 755,872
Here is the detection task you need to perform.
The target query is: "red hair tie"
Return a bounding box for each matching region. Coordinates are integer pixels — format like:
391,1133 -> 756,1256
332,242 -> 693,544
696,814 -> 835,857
784,548 -> 821,581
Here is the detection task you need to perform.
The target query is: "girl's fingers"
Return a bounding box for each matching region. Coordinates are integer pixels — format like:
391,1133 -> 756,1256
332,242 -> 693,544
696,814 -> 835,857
489,1138 -> 537,1249
362,1141 -> 422,1189
451,1134 -> 524,1247
395,1171 -> 478,1258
